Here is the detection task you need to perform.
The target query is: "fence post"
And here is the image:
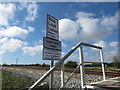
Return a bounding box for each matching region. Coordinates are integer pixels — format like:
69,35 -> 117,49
100,49 -> 106,80
79,45 -> 85,89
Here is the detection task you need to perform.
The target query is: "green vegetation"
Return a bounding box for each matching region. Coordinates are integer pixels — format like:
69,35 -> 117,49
112,55 -> 120,68
85,66 -> 101,70
3,63 -> 50,67
2,70 -> 34,90
3,55 -> 120,71
64,61 -> 78,68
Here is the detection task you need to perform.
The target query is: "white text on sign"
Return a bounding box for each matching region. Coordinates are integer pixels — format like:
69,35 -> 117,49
43,48 -> 61,60
47,14 -> 59,40
43,37 -> 61,51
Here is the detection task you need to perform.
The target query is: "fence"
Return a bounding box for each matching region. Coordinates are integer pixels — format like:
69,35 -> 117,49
28,42 -> 106,90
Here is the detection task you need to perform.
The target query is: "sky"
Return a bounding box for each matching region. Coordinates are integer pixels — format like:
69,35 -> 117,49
0,2 -> 119,65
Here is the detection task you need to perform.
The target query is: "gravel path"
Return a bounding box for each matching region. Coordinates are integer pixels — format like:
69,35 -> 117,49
2,67 -> 110,89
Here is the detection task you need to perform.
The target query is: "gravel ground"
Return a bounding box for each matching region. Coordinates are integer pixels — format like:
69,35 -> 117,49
2,67 -> 110,89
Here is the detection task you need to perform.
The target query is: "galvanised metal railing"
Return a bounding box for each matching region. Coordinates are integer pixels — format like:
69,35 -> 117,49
28,42 -> 106,90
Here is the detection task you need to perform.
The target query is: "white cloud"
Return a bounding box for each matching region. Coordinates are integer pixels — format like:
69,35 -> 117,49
94,41 -> 107,49
100,12 -> 118,28
62,52 -> 65,56
109,41 -> 118,47
25,2 -> 38,21
59,19 -> 79,40
62,40 -> 118,63
0,50 -> 5,55
28,26 -> 35,32
16,2 -> 38,22
41,29 -> 46,33
67,53 -> 79,60
104,50 -> 118,62
62,42 -> 67,48
34,40 -> 43,45
59,11 -> 118,42
91,40 -> 118,62
0,3 -> 16,26
0,2 -> 38,27
76,12 -> 95,20
0,37 -> 27,54
0,37 -> 8,44
0,26 -> 32,38
93,41 -> 118,49
22,45 -> 43,56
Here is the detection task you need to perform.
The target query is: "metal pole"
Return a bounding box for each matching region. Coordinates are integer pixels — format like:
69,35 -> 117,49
16,58 -> 18,65
61,62 -> 64,88
79,45 -> 85,89
100,49 -> 106,80
50,60 -> 54,90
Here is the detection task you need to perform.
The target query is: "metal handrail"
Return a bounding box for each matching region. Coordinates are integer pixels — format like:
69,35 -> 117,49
28,42 -> 104,90
65,64 -> 80,85
28,42 -> 82,90
59,64 -> 81,90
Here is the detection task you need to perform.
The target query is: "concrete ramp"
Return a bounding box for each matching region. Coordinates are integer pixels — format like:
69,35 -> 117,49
85,77 -> 120,90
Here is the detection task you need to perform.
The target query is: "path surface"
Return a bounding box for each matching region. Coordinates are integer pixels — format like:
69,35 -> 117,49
86,77 -> 120,90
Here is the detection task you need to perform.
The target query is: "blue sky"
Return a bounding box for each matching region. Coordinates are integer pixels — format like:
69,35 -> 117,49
0,2 -> 118,65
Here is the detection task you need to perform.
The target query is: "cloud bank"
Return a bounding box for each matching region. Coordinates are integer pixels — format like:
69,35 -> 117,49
59,11 -> 118,42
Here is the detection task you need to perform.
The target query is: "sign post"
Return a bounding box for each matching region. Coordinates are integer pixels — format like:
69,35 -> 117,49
50,59 -> 54,90
43,14 -> 62,89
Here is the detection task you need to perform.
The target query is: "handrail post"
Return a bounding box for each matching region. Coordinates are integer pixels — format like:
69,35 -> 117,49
61,62 -> 64,88
79,45 -> 85,89
100,49 -> 106,80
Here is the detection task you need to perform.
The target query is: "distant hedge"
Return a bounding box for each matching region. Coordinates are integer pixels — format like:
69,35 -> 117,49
2,63 -> 50,67
64,61 -> 78,68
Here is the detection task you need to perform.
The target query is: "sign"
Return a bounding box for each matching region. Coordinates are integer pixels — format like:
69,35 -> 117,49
43,37 -> 61,51
43,48 -> 61,60
43,14 -> 61,60
46,14 -> 59,40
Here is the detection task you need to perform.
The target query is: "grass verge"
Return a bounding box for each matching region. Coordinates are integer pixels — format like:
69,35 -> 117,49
2,70 -> 34,90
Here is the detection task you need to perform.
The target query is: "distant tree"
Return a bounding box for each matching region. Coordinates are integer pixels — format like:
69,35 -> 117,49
3,63 -> 8,66
64,61 -> 78,68
35,63 -> 39,66
113,55 -> 120,68
104,63 -> 113,67
41,63 -> 47,67
92,63 -> 101,67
